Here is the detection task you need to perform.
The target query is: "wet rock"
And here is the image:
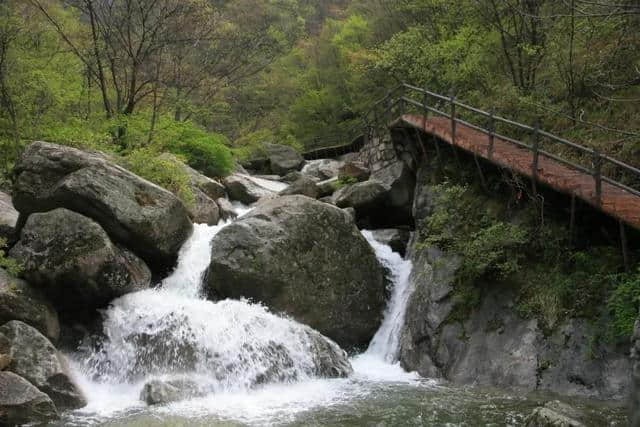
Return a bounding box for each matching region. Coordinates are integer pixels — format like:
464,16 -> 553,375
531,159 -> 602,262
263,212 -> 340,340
370,229 -> 411,257
338,161 -> 370,182
302,159 -> 344,181
0,191 -> 17,242
0,268 -> 60,342
140,378 -> 202,405
279,176 -> 319,199
525,401 -> 586,427
317,177 -> 339,197
207,195 -> 386,348
266,144 -> 304,175
190,188 -> 220,225
0,371 -> 59,426
217,198 -> 238,220
223,174 -> 275,204
281,171 -> 304,183
10,208 -> 151,314
12,141 -> 193,271
333,180 -> 387,218
0,321 -> 86,409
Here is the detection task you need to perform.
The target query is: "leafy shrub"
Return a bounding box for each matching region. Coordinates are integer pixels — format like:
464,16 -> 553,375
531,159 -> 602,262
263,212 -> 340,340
123,149 -> 194,208
607,267 -> 640,340
0,238 -> 22,277
331,176 -> 358,191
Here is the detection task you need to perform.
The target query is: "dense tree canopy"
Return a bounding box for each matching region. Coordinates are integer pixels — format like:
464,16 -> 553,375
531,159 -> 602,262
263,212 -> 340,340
0,0 -> 638,176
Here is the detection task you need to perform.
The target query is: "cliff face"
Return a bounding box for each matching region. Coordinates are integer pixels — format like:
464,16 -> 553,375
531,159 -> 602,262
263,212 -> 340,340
398,160 -> 632,400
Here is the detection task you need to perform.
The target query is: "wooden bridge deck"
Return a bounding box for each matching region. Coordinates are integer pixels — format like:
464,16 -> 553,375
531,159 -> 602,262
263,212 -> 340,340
395,114 -> 640,230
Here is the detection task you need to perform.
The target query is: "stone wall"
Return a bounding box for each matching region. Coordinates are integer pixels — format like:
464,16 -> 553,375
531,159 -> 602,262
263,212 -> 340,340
358,136 -> 400,173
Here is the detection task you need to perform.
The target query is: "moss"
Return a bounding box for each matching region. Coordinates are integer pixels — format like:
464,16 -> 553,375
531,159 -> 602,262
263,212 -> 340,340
0,237 -> 22,277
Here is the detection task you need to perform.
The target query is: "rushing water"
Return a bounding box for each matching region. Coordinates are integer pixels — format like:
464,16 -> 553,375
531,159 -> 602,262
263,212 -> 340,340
60,196 -> 628,426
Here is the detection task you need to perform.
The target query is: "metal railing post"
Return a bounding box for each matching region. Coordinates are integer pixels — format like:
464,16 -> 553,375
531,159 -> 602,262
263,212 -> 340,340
450,93 -> 457,146
422,89 -> 429,130
593,148 -> 602,205
532,120 -> 540,195
488,108 -> 495,160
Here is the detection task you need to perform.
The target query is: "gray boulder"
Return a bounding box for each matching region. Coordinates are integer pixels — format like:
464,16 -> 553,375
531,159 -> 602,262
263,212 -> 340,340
12,141 -> 193,271
279,176 -> 319,199
370,229 -> 411,257
266,144 -> 304,175
0,191 -> 17,242
207,196 -> 386,348
302,159 -> 343,181
334,180 -> 387,215
317,177 -> 339,197
338,161 -> 370,182
0,321 -> 86,409
0,371 -> 59,426
0,268 -> 59,342
140,378 -> 202,405
525,401 -> 586,427
223,174 -> 276,204
190,188 -> 220,225
217,198 -> 238,221
10,208 -> 151,314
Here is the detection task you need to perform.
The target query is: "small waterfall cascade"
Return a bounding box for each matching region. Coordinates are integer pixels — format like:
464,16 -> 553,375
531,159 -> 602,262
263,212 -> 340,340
71,201 -> 348,414
361,230 -> 414,362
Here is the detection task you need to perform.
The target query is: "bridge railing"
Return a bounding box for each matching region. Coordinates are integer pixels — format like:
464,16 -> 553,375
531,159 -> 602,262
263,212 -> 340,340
363,83 -> 640,201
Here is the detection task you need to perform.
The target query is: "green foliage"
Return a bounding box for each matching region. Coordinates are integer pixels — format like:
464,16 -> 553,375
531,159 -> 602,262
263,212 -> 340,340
424,183 -> 528,286
332,175 -> 358,190
163,125 -> 234,178
123,150 -> 195,208
607,268 -> 640,340
0,238 -> 22,277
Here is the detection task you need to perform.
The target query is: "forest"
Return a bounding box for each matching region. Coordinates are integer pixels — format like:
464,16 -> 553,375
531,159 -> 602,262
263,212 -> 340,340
1,0 -> 639,189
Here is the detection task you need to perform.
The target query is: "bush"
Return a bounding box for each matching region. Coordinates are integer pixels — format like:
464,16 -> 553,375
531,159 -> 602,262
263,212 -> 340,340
0,238 -> 22,277
123,149 -> 195,208
607,267 -> 640,340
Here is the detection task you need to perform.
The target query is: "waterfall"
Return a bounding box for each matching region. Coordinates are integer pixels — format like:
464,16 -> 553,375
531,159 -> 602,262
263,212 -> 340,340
361,230 -> 414,362
69,201 -> 349,416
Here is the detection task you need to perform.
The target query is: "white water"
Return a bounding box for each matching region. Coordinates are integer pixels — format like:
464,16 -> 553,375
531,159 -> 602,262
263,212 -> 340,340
67,194 -> 425,424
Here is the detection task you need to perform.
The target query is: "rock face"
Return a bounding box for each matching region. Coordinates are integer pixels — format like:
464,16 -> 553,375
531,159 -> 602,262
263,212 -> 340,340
0,321 -> 86,409
0,371 -> 59,426
0,268 -> 59,342
10,208 -> 151,314
631,314 -> 640,426
223,174 -> 276,204
333,180 -> 387,220
279,176 -> 319,199
190,187 -> 220,225
266,144 -> 304,175
0,191 -> 17,242
398,162 -> 631,400
12,141 -> 193,271
338,161 -> 370,182
140,378 -> 202,405
207,196 -> 386,348
369,161 -> 415,225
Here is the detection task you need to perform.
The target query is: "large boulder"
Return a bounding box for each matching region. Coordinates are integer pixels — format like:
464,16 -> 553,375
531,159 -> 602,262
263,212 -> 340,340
0,321 -> 85,410
266,144 -> 304,175
370,161 -> 415,225
0,191 -> 17,242
333,180 -> 387,216
338,161 -> 370,182
206,195 -> 386,348
10,208 -> 151,314
12,141 -> 193,271
302,159 -> 343,181
0,268 -> 59,342
190,188 -> 220,225
0,371 -> 59,426
279,176 -> 319,199
223,174 -> 277,204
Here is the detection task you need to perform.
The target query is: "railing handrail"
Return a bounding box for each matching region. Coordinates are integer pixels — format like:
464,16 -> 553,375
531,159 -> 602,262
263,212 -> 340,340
361,82 -> 640,199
